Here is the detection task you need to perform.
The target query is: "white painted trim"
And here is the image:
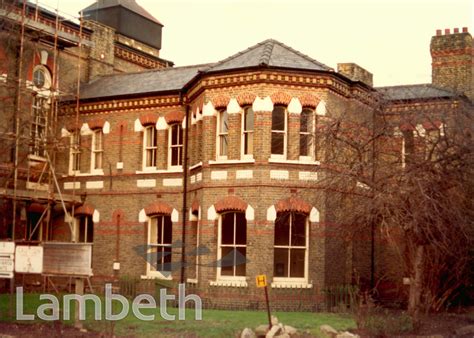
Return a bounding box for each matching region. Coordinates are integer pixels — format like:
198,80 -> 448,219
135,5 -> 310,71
134,118 -> 144,132
287,97 -> 302,114
252,96 -> 273,112
163,178 -> 183,187
310,207 -> 320,223
135,168 -> 183,174
171,209 -> 179,222
269,158 -> 321,165
316,100 -> 327,116
210,280 -> 248,287
61,128 -> 71,138
207,205 -> 217,221
137,179 -> 156,188
86,181 -> 104,189
267,205 -> 276,222
139,209 -> 147,222
236,170 -> 253,179
103,121 -> 110,134
245,205 -> 254,221
227,98 -> 241,114
116,162 -> 124,169
271,281 -> 313,289
93,209 -> 100,223
299,171 -> 318,181
189,162 -> 203,170
202,101 -> 216,117
80,123 -> 92,136
270,170 -> 289,180
211,171 -> 228,180
64,182 -> 80,190
209,159 -> 255,165
157,116 -> 168,130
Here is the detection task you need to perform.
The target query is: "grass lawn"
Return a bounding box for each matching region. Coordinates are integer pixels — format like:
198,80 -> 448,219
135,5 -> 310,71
0,293 -> 356,337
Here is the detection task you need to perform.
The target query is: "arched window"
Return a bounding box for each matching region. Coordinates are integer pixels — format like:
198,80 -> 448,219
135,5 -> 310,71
91,128 -> 103,171
69,130 -> 81,174
218,212 -> 247,278
74,215 -> 93,243
143,125 -> 157,168
169,124 -> 183,167
217,109 -> 228,159
241,106 -> 254,158
271,105 -> 287,158
299,108 -> 315,159
148,215 -> 172,277
274,212 -> 308,280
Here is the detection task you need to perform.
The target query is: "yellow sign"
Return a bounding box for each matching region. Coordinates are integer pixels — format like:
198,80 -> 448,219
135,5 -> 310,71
256,274 -> 267,287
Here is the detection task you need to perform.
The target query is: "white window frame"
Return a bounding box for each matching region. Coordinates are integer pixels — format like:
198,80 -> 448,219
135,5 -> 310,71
146,215 -> 173,279
91,129 -> 104,174
142,125 -> 157,171
299,108 -> 316,162
30,96 -> 48,158
69,130 -> 81,175
401,130 -> 414,168
217,212 -> 247,282
241,106 -> 254,160
273,212 -> 309,283
216,110 -> 229,160
168,123 -> 183,168
271,106 -> 287,159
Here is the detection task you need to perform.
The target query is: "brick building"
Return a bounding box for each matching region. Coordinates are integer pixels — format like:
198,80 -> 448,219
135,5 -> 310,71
1,1 -> 472,310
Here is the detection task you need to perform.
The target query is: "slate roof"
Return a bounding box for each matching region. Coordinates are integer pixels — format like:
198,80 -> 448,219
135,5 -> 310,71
79,39 -> 333,100
82,0 -> 162,25
377,84 -> 457,101
207,39 -> 331,73
79,64 -> 211,100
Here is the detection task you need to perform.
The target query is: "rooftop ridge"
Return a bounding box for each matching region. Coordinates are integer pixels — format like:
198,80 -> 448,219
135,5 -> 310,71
259,40 -> 275,65
271,39 -> 332,70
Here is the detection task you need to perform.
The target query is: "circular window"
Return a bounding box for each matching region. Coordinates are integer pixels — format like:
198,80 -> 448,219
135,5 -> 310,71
32,66 -> 51,90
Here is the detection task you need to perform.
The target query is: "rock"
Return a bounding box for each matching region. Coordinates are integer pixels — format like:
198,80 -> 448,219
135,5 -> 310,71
283,325 -> 297,335
266,324 -> 282,338
255,324 -> 269,336
320,324 -> 338,338
271,315 -> 279,326
456,325 -> 474,336
241,327 -> 257,338
336,332 -> 360,338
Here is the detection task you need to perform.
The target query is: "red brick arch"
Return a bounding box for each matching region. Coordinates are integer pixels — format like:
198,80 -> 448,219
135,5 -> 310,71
139,113 -> 158,126
237,93 -> 257,106
27,203 -> 46,214
191,199 -> 200,215
214,196 -> 248,213
275,197 -> 312,215
271,91 -> 292,106
165,111 -> 185,124
299,94 -> 320,108
87,118 -> 106,130
144,201 -> 173,216
211,95 -> 230,109
75,204 -> 95,216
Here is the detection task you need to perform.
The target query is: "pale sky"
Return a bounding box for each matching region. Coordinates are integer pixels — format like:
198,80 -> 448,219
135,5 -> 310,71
39,0 -> 473,87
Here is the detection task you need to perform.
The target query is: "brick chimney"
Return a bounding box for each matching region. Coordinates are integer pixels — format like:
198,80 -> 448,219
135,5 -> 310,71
430,27 -> 473,101
337,63 -> 373,87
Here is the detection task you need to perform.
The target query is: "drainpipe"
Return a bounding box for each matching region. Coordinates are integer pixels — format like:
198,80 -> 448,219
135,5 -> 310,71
180,93 -> 190,284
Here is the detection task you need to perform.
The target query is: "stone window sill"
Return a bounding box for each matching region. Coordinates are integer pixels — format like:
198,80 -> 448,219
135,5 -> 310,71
209,159 -> 255,165
210,280 -> 248,287
271,281 -> 313,289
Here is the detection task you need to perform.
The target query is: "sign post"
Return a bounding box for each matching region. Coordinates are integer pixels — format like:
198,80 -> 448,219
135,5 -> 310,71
256,274 -> 272,330
0,242 -> 15,319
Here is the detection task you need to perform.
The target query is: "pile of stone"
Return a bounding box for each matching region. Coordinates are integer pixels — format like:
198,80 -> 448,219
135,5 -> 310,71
320,324 -> 359,338
240,315 -> 298,338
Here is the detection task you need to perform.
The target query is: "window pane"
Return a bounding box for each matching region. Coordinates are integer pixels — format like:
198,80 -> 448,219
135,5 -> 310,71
235,247 -> 246,276
300,109 -> 313,132
221,213 -> 234,244
272,106 -> 285,131
220,135 -> 228,156
220,246 -> 234,276
235,213 -> 246,245
157,246 -> 172,272
244,132 -> 253,155
290,249 -> 305,278
172,125 -> 178,145
300,134 -> 310,156
245,107 -> 254,131
150,218 -> 157,244
79,217 -> 86,242
291,213 -> 306,246
271,133 -> 284,154
274,248 -> 289,277
86,217 -> 94,243
274,213 -> 290,246
172,148 -> 179,166
220,110 -> 228,133
163,216 -> 172,244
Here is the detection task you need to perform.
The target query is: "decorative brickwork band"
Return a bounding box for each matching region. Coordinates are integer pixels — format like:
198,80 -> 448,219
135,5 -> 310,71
139,113 -> 159,126
271,91 -> 292,105
144,201 -> 173,216
214,196 -> 248,213
275,196 -> 312,214
422,120 -> 442,131
27,203 -> 46,214
75,204 -> 95,216
165,111 -> 185,124
299,94 -> 320,108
